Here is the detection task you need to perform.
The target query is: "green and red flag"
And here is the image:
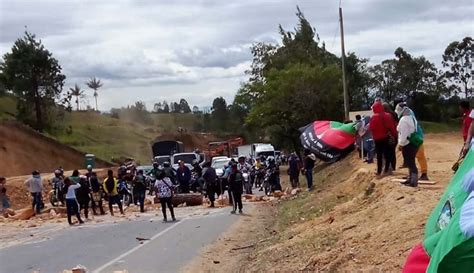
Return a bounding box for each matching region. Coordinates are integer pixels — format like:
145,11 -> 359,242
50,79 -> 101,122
299,121 -> 356,162
403,149 -> 474,273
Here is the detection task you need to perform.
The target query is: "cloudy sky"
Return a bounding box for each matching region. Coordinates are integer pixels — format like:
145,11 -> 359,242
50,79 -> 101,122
0,0 -> 472,110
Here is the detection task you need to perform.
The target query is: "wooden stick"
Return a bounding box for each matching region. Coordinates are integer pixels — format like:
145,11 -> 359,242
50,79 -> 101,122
231,238 -> 270,251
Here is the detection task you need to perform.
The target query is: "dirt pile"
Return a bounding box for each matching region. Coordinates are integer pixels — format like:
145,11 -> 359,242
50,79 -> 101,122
156,132 -> 229,152
0,121 -> 112,177
245,133 -> 463,272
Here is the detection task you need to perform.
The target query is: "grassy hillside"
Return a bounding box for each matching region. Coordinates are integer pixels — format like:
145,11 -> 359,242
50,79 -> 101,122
47,111 -> 201,163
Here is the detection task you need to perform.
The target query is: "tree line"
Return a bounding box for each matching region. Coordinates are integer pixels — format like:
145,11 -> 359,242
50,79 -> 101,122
0,7 -> 472,146
231,7 -> 472,150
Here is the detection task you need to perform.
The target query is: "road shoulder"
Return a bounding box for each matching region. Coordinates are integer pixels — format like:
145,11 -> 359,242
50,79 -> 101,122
180,203 -> 276,273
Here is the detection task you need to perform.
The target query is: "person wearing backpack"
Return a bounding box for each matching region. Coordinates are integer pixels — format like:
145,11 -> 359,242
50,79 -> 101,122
154,172 -> 176,222
396,105 -> 422,187
88,171 -> 105,215
228,164 -> 244,214
76,175 -> 91,219
133,169 -> 147,213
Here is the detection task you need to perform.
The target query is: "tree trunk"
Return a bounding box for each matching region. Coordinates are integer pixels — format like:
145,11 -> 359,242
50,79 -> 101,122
95,93 -> 98,111
33,77 -> 43,132
76,97 -> 79,111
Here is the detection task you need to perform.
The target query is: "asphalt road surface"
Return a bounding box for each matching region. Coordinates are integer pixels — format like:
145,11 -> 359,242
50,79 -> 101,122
0,207 -> 239,273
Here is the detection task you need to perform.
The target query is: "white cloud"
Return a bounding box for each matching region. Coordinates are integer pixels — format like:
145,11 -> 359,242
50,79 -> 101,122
0,0 -> 472,110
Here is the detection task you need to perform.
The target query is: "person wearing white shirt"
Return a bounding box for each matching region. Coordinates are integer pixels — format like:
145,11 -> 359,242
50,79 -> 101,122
64,177 -> 84,225
396,105 -> 419,187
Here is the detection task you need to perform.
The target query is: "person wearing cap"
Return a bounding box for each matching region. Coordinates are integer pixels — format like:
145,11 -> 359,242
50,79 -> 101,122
396,104 -> 421,187
24,170 -> 43,214
176,160 -> 191,193
133,169 -> 147,213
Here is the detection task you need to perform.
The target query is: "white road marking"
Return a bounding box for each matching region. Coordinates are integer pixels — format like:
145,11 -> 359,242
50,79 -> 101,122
92,219 -> 186,273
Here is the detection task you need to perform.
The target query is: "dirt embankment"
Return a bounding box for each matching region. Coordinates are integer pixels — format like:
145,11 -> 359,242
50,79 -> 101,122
156,132 -> 225,152
197,133 -> 463,272
0,122 -> 112,177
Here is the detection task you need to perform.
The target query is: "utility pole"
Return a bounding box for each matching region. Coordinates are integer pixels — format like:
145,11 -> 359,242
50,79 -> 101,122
339,6 -> 349,121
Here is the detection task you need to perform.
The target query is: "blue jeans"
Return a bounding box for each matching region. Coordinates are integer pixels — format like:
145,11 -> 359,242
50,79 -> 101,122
1,194 -> 10,210
305,169 -> 313,189
364,139 -> 374,162
137,190 -> 146,212
31,192 -> 42,214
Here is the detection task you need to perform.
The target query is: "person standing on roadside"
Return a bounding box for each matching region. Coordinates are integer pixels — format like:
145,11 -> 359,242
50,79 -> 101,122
369,101 -> 398,177
64,177 -> 84,225
69,170 -> 80,185
228,164 -> 243,214
396,106 -> 421,187
202,162 -> 218,208
0,177 -> 10,212
462,110 -> 474,155
287,153 -> 301,189
460,101 -> 473,142
155,172 -> 176,222
396,103 -> 430,181
103,170 -> 124,216
176,161 -> 191,193
133,169 -> 147,213
303,149 -> 316,191
76,175 -> 91,219
24,170 -> 43,214
89,171 -> 105,215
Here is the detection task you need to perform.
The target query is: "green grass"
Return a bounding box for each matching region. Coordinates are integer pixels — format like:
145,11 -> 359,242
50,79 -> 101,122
0,94 -> 17,119
419,121 -> 459,134
47,111 -> 199,164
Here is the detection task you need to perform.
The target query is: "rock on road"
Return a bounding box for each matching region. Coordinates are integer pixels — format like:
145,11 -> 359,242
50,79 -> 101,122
0,207 -> 240,273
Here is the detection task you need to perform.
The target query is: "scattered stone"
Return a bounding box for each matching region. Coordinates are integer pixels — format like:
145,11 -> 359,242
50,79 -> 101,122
396,196 -> 405,201
213,260 -> 220,264
273,190 -> 284,198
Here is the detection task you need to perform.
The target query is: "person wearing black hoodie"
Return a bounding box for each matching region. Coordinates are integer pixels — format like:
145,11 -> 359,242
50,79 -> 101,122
76,175 -> 91,219
133,169 -> 147,213
89,171 -> 105,215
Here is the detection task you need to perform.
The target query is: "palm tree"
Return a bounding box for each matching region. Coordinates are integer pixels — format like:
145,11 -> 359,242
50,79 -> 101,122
86,77 -> 103,111
69,84 -> 85,111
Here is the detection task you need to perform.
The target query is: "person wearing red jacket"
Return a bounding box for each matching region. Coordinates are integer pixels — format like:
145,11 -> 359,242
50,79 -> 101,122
369,101 -> 398,176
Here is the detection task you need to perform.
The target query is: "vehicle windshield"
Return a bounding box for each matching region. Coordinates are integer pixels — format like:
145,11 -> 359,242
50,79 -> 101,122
212,160 -> 230,170
154,156 -> 170,165
257,151 -> 275,158
173,154 -> 197,164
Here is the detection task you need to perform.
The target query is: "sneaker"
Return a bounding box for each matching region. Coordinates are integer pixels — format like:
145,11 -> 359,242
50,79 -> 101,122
162,218 -> 168,223
399,164 -> 408,169
238,209 -> 243,214
419,173 -> 429,181
172,217 -> 176,222
79,220 -> 84,224
230,210 -> 236,214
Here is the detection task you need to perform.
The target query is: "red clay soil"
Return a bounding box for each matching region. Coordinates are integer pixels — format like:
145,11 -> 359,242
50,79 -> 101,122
156,132 -> 225,152
0,122 -> 112,177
